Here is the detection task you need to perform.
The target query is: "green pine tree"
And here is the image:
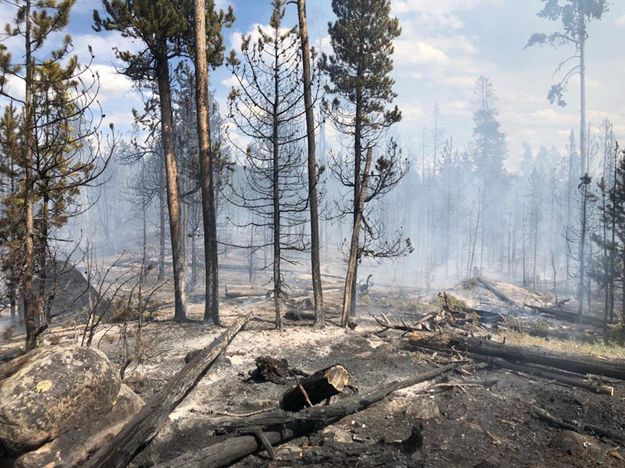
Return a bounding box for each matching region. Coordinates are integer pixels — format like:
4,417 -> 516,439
321,0 -> 405,326
0,0 -> 109,349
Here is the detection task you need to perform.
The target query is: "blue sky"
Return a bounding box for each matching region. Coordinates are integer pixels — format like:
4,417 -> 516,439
4,0 -> 625,171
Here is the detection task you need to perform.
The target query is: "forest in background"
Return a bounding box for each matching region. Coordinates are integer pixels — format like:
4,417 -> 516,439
0,0 -> 623,348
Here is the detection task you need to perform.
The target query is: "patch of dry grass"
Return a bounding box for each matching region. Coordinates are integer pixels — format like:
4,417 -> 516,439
501,331 -> 625,360
371,292 -> 469,317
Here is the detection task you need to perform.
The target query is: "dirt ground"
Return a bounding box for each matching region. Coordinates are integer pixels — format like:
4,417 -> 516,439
88,290 -> 624,468
2,252 -> 625,467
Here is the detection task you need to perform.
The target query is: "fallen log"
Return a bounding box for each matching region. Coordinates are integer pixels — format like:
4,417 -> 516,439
460,307 -> 505,325
476,277 -> 520,308
84,312 -> 252,468
224,286 -> 270,299
487,357 -> 614,396
280,364 -> 349,411
284,310 -> 316,321
531,406 -> 624,445
373,312 -> 440,334
155,362 -> 462,468
524,303 -> 605,328
0,347 -> 25,364
0,350 -> 32,382
409,331 -> 625,381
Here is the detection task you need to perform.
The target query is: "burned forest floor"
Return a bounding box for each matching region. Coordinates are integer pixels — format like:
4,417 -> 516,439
2,257 -> 625,467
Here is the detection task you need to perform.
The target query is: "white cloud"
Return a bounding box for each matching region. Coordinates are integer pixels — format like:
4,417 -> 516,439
392,0 -> 501,15
392,0 -> 502,32
616,14 -> 625,27
394,40 -> 449,66
71,32 -> 141,66
399,101 -> 425,121
2,75 -> 25,102
221,75 -> 238,89
92,64 -> 135,94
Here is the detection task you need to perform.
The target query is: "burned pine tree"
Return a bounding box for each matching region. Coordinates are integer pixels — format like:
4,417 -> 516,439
471,76 -> 509,272
94,1 -> 189,320
191,0 -> 234,325
321,0 -> 410,326
0,105 -> 21,325
591,143 -> 625,335
227,0 -> 313,329
0,0 -> 113,349
329,140 -> 411,326
526,0 -> 609,324
295,0 -> 324,327
171,64 -> 233,298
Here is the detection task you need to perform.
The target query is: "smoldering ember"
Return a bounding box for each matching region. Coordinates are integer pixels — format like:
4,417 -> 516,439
1,0 -> 625,467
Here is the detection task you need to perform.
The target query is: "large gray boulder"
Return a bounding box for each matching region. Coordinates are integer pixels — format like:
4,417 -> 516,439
15,384 -> 144,467
0,346 -> 121,455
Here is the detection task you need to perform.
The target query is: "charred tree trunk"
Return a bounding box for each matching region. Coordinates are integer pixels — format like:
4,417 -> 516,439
272,36 -> 282,331
297,0 -> 324,328
159,171 -> 166,281
341,148 -> 373,327
410,332 -> 625,381
156,53 -> 187,321
22,0 -> 45,351
349,84 -> 363,321
194,0 -> 220,325
578,177 -> 589,324
280,364 -> 349,411
85,313 -> 252,468
157,363 -> 459,468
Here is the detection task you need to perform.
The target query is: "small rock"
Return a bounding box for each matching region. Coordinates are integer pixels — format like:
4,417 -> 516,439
549,430 -> 593,457
125,370 -> 147,393
405,398 -> 440,420
376,341 -> 399,353
323,427 -> 352,444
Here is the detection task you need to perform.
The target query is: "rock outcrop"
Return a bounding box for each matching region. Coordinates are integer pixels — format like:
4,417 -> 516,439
0,346 -> 143,466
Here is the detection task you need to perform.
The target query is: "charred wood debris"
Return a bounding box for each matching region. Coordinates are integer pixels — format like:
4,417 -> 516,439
67,277 -> 625,466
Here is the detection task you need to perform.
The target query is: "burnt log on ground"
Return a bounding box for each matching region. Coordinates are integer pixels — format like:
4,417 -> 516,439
524,303 -> 606,328
486,357 -> 614,395
0,347 -> 24,364
373,312 -> 442,335
84,312 -> 252,468
409,332 -> 625,381
531,406 -> 624,445
154,362 -> 462,468
503,320 -> 602,344
224,285 -> 271,299
0,350 -> 33,382
284,310 -> 316,321
439,292 -> 504,325
476,277 -> 521,308
280,364 -> 350,411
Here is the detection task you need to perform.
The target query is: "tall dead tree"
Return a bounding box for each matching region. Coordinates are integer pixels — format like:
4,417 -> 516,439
227,0 -> 314,329
295,0 -> 324,327
526,0 -> 609,323
193,0 -> 234,325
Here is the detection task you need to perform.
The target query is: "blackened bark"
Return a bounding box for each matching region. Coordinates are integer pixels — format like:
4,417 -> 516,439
297,0 -> 324,327
156,53 -> 187,321
194,0 -> 220,325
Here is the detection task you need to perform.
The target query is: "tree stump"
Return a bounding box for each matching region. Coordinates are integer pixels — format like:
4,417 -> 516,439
249,356 -> 292,384
280,364 -> 349,411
